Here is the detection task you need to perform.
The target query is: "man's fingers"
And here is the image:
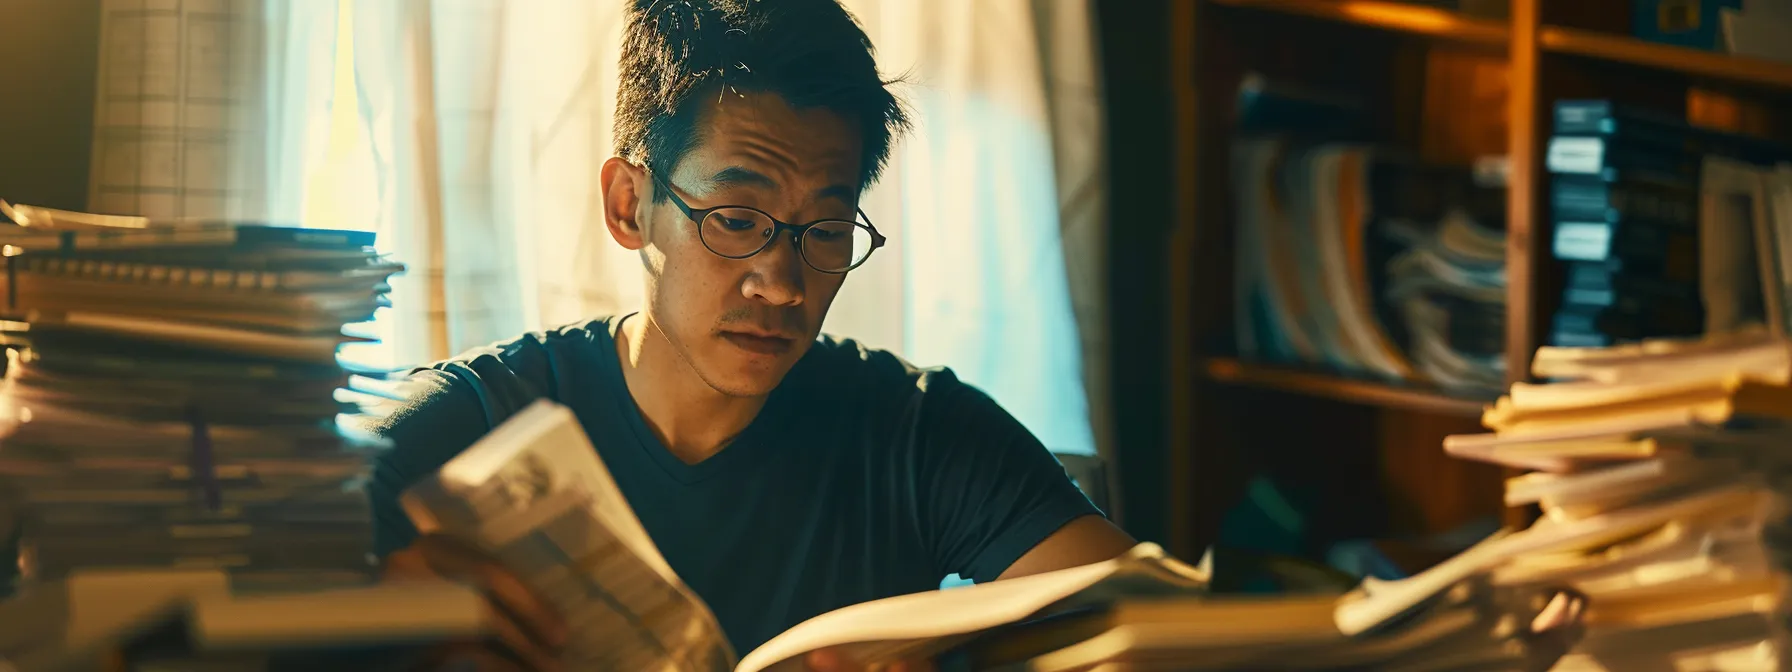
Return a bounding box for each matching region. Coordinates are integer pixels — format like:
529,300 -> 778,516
1531,590 -> 1588,633
382,542 -> 436,580
1524,590 -> 1588,672
407,534 -> 567,652
475,559 -> 568,650
884,659 -> 936,672
806,649 -> 847,671
804,648 -> 936,672
482,604 -> 564,672
387,534 -> 568,670
413,534 -> 497,573
413,641 -> 529,672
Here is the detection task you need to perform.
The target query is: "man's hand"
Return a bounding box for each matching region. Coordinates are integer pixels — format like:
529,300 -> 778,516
804,648 -> 935,672
1524,589 -> 1588,672
384,533 -> 567,672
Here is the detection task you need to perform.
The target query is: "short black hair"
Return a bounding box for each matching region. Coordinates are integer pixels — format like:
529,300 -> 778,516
615,0 -> 909,201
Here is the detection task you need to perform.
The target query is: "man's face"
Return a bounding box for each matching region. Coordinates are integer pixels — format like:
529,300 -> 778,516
638,93 -> 863,397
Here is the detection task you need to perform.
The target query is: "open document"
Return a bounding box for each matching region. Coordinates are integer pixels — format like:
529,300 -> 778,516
401,401 -> 734,671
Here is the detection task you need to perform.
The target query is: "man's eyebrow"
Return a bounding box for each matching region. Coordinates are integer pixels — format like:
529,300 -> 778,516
706,166 -> 857,203
815,184 -> 857,203
707,166 -> 778,190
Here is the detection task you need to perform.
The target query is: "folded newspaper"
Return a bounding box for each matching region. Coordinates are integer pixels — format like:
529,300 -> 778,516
400,400 -> 1212,672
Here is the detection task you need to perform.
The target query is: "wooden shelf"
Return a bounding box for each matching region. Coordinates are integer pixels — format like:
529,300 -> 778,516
1208,0 -> 1509,48
1203,358 -> 1494,417
1541,26 -> 1792,92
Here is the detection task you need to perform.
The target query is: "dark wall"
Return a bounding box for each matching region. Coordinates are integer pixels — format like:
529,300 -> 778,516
1096,0 -> 1176,546
0,0 -> 102,210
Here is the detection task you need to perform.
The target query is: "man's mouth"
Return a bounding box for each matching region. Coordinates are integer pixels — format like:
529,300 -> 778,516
720,331 -> 796,355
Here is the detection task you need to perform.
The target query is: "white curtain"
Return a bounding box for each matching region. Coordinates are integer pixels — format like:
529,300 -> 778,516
82,0 -> 334,225
99,0 -> 1109,458
837,0 -> 1109,456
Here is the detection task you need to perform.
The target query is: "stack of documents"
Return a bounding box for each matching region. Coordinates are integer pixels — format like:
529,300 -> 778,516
951,576 -> 1571,671
1445,328 -> 1792,671
0,202 -> 403,595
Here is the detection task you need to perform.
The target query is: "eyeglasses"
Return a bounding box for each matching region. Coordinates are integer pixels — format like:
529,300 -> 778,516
651,173 -> 885,274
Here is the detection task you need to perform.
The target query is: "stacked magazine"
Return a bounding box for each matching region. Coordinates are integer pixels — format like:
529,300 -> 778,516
1447,329 -> 1792,670
0,202 -> 403,595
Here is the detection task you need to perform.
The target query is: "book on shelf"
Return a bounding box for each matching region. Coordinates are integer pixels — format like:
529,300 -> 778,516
1442,328 -> 1792,669
1632,0 -> 1742,52
1629,0 -> 1792,63
1722,1 -> 1792,64
1546,99 -> 1792,349
1229,73 -> 1507,395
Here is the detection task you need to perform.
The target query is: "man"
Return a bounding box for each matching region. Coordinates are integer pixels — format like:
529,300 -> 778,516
369,0 -> 1138,669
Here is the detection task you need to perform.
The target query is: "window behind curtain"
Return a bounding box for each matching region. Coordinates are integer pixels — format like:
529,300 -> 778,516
301,0 -> 391,372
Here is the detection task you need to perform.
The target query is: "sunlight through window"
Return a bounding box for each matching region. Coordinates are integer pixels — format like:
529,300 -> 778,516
302,0 -> 397,372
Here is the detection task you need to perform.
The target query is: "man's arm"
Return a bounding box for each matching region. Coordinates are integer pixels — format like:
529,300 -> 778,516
365,364 -> 569,670
364,368 -> 493,556
910,374 -> 1135,584
998,514 -> 1138,580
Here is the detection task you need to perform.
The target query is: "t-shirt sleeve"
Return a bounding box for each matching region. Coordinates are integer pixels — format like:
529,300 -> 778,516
914,378 -> 1103,584
362,368 -> 494,557
361,328 -> 583,557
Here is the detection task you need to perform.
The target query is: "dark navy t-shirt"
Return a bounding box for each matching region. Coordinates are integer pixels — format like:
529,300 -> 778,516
363,315 -> 1100,655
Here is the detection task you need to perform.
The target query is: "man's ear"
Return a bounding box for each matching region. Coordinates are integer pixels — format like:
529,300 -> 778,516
601,157 -> 648,251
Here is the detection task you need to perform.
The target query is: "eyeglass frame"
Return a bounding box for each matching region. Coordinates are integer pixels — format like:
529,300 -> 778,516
649,172 -> 886,274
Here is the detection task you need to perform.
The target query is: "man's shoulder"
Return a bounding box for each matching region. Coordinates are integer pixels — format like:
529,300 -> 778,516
801,333 -> 962,394
433,317 -> 618,373
793,335 -> 1003,433
378,316 -> 620,427
422,316 -> 616,386
363,317 -> 621,477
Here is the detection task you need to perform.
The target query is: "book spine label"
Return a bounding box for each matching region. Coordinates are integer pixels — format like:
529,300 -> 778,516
1553,220 -> 1699,264
1554,104 -> 1703,154
1547,137 -> 1699,185
1551,175 -> 1698,226
1554,99 -> 1792,165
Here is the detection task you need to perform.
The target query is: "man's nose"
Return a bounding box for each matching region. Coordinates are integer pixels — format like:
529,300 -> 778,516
741,233 -> 806,306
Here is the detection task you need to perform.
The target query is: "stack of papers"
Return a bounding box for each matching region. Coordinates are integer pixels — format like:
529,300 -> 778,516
1445,328 -> 1792,671
0,569 -> 485,670
0,202 -> 403,595
954,576 -> 1569,671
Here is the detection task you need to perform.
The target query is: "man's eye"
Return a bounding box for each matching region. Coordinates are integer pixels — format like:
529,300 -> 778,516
808,228 -> 846,241
720,217 -> 758,232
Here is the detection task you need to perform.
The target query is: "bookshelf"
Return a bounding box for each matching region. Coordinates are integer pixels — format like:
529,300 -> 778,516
1206,0 -> 1509,47
1204,358 -> 1492,417
1541,27 -> 1792,91
1164,0 -> 1792,563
